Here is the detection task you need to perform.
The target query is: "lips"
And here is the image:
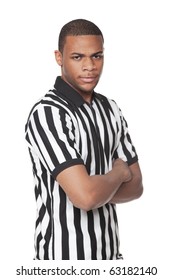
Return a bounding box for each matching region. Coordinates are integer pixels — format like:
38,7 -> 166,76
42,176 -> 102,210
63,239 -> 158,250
80,76 -> 97,83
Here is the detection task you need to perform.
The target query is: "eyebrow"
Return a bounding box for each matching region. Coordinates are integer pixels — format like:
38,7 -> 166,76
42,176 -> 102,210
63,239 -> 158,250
71,51 -> 104,57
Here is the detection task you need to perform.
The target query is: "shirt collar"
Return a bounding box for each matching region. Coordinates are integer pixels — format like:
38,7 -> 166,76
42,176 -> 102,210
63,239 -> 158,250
54,76 -> 86,107
53,76 -> 104,107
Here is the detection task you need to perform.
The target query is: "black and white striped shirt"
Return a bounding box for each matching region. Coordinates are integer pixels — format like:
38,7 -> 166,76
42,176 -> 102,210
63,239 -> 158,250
25,76 -> 138,260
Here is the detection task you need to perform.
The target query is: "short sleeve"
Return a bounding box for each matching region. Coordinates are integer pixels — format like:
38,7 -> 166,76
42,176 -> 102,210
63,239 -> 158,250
25,104 -> 84,179
113,105 -> 138,166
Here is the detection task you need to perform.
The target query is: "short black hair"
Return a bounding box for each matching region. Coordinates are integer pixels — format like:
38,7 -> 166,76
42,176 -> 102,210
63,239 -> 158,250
58,19 -> 104,53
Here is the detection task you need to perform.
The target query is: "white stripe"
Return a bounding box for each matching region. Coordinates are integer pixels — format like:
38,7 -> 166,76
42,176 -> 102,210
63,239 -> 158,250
117,142 -> 128,162
80,210 -> 92,259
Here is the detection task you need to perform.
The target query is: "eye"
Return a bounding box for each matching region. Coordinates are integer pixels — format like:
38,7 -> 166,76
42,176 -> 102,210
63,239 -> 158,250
93,54 -> 103,59
72,55 -> 81,61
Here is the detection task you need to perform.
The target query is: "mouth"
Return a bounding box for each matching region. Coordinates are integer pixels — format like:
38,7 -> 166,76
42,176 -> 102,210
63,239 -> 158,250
80,76 -> 97,83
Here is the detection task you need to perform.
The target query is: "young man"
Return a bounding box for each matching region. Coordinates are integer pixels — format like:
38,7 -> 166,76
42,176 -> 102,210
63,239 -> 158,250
25,19 -> 143,260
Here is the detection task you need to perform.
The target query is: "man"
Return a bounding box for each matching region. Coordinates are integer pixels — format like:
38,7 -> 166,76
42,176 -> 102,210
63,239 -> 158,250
25,19 -> 143,260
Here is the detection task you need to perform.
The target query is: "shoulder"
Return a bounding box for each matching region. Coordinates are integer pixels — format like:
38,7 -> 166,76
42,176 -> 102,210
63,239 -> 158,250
25,89 -> 80,135
25,91 -> 69,131
26,90 -> 70,120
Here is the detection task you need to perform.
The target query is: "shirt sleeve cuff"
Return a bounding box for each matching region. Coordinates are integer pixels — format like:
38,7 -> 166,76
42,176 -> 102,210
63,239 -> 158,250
127,155 -> 138,166
52,158 -> 84,179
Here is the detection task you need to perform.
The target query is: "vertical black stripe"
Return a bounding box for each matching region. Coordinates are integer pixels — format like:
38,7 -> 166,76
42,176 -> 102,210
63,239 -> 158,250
28,148 -> 42,202
35,232 -> 42,260
96,96 -> 119,154
59,186 -> 69,259
74,107 -> 92,173
98,207 -> 106,259
50,177 -> 55,260
94,100 -> 110,164
97,96 -> 118,155
36,204 -> 46,259
80,106 -> 101,174
40,162 -> 52,260
90,105 -> 106,174
111,204 -> 122,259
105,204 -> 114,259
87,210 -> 97,259
73,207 -> 85,259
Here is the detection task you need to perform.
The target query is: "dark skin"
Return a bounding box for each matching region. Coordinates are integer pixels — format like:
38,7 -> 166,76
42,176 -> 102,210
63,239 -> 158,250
55,35 -> 143,211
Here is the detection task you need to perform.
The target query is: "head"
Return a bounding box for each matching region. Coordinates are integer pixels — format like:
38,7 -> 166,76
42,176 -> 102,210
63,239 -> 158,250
55,19 -> 104,102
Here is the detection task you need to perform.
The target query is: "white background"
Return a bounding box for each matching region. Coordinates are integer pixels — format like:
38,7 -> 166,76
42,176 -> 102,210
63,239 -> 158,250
0,0 -> 172,279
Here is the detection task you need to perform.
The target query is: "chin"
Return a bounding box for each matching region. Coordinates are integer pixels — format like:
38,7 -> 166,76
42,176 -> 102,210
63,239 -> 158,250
82,83 -> 97,92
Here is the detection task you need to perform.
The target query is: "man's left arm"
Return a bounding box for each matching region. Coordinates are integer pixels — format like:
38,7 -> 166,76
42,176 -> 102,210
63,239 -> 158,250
109,161 -> 143,204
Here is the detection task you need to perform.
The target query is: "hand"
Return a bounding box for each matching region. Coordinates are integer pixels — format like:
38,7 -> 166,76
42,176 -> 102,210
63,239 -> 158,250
112,158 -> 132,183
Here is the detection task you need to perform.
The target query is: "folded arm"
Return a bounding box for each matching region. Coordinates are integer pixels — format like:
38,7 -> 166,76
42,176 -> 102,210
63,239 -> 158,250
56,158 -> 132,211
109,162 -> 143,204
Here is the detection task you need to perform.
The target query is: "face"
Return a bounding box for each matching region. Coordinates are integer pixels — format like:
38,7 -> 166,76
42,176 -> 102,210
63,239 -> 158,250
55,35 -> 104,103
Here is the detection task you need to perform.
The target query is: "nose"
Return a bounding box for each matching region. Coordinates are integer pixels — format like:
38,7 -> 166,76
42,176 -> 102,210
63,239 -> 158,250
82,57 -> 96,71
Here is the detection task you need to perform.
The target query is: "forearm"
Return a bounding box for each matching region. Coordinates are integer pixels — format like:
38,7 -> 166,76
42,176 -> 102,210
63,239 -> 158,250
88,168 -> 127,209
109,173 -> 143,204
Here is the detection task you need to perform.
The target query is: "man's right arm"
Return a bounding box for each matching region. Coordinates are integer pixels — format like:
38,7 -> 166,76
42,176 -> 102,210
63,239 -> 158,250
56,159 -> 131,211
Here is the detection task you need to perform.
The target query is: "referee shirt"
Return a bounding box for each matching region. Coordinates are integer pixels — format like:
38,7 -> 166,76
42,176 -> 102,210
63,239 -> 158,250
25,76 -> 138,260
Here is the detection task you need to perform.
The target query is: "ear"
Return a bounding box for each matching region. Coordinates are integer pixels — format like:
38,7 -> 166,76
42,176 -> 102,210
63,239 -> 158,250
54,50 -> 63,66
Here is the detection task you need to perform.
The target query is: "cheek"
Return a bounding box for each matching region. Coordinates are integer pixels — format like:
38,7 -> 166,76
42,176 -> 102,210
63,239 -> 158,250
63,61 -> 80,77
97,60 -> 104,71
